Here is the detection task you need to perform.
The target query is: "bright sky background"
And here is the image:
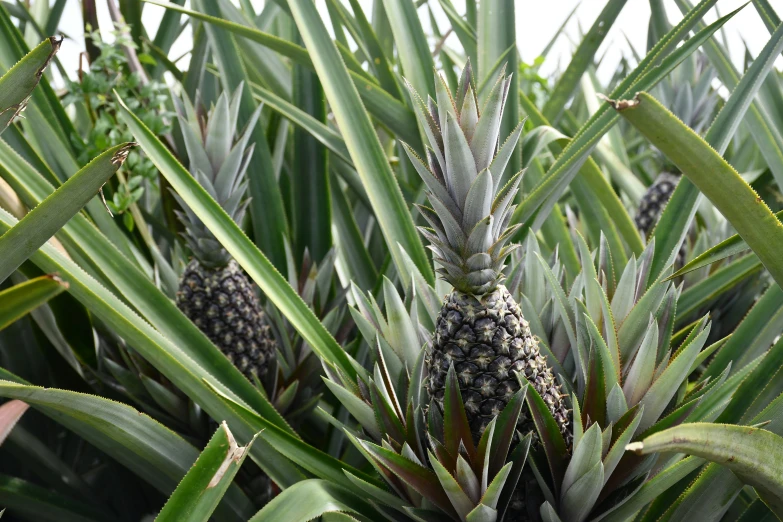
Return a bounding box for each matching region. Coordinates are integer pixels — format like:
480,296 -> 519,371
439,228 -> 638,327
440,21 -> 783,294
53,0 -> 778,88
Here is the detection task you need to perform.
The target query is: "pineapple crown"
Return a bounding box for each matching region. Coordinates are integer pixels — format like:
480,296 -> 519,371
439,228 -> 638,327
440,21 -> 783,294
173,84 -> 261,268
402,61 -> 524,296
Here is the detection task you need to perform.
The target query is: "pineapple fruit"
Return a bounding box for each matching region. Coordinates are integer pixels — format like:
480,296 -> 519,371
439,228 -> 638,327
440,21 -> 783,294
401,63 -> 570,444
173,86 -> 277,384
634,171 -> 680,237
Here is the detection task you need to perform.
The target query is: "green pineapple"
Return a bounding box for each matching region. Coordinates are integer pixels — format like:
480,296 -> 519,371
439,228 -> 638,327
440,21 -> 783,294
173,86 -> 277,384
402,63 -> 570,444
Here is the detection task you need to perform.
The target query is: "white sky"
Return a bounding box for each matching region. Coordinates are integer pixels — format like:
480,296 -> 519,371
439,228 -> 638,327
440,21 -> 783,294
53,0 -> 779,87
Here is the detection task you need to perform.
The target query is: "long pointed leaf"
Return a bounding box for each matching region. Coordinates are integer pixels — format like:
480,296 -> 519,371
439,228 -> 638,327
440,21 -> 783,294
0,143 -> 132,283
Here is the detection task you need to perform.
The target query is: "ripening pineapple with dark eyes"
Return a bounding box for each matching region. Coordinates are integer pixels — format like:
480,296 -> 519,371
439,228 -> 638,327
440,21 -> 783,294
401,63 -> 571,446
173,86 -> 277,385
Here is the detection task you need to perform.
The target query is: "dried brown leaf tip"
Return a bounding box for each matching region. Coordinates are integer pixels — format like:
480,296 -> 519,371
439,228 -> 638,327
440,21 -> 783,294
46,273 -> 69,289
207,422 -> 249,489
111,143 -> 136,166
598,93 -> 641,111
39,35 -> 63,78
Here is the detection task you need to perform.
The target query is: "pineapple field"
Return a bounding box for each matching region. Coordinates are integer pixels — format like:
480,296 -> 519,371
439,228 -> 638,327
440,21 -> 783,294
4,0 -> 783,520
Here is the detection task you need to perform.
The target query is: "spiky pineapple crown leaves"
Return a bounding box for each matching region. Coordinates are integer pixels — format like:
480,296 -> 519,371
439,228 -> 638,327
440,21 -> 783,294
401,61 -> 524,295
503,235 -> 746,521
325,343 -> 532,522
173,84 -> 262,268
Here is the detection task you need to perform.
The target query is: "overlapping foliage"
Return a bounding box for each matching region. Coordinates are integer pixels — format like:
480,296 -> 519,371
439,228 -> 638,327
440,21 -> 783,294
1,1 -> 783,521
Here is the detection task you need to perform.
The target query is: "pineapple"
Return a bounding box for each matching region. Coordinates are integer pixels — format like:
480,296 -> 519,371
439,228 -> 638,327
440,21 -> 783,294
173,86 -> 277,384
401,63 -> 570,444
635,55 -> 718,238
634,171 -> 680,237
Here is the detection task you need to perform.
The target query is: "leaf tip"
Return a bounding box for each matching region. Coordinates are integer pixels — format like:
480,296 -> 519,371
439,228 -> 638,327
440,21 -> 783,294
625,441 -> 644,454
599,93 -> 640,111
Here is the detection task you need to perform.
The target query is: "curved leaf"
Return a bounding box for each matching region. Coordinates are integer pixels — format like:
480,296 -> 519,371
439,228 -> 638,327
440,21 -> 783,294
248,480 -> 376,521
0,381 -> 254,521
0,36 -> 60,133
627,423 -> 783,516
0,275 -> 67,331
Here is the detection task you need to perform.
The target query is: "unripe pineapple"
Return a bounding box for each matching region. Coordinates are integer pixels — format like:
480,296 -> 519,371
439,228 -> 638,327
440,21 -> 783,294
402,63 -> 570,445
173,86 -> 277,384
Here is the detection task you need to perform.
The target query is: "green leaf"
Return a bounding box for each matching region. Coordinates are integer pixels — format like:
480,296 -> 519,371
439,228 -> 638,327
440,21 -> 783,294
627,424 -> 783,517
0,207 -> 302,488
207,381 -> 379,490
666,220 -> 766,279
249,81 -> 351,164
0,143 -> 132,283
638,323 -> 709,431
381,0 -> 434,98
651,3 -> 783,282
541,0 -> 628,123
596,456 -> 704,522
677,0 -> 783,190
0,274 -> 67,331
0,381 -> 253,521
331,179 -> 378,290
286,0 -> 433,288
753,0 -> 781,32
150,0 -> 186,77
0,474 -> 112,522
0,36 -> 59,134
430,452 -> 474,520
705,284 -> 783,380
522,379 -> 568,494
478,0 -> 518,183
156,423 -> 257,522
0,139 -> 291,439
676,254 -> 762,320
248,480 -> 375,521
613,91 -> 783,289
116,93 -> 358,382
291,46 -> 331,262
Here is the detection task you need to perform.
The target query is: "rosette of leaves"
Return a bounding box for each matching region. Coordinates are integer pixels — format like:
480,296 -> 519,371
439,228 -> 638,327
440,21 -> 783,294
323,335 -> 533,521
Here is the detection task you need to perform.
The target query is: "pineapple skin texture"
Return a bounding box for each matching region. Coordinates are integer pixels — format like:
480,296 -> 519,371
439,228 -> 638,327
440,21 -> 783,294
634,172 -> 680,237
428,285 -> 570,444
176,259 -> 276,381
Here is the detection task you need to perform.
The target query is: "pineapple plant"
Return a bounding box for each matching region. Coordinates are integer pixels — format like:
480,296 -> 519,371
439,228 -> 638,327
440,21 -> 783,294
172,86 -> 277,385
342,236 -> 783,521
401,63 -> 570,444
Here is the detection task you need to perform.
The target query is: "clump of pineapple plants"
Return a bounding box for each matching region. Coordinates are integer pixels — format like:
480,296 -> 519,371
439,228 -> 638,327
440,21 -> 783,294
2,1 -> 783,521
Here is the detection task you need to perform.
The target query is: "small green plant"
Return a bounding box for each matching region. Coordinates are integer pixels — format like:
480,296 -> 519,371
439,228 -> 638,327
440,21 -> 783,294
64,23 -> 171,230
